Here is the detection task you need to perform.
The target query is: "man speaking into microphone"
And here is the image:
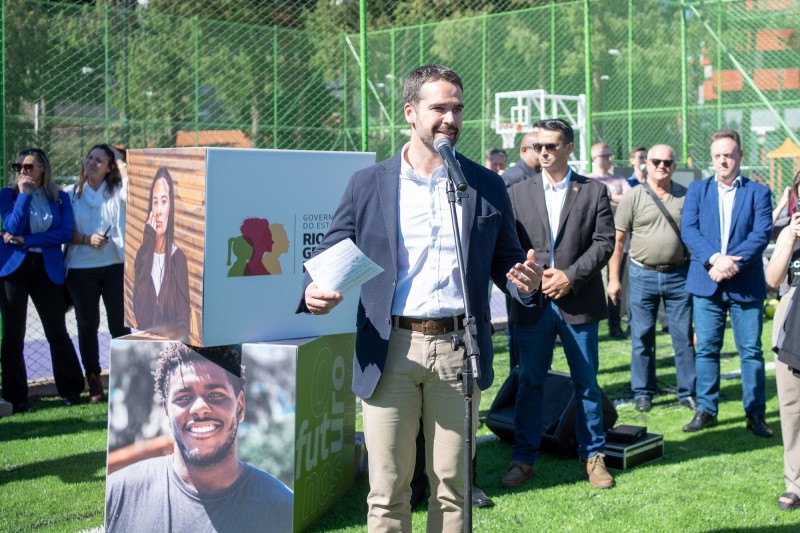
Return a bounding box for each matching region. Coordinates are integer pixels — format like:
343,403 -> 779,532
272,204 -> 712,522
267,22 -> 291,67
299,64 -> 542,532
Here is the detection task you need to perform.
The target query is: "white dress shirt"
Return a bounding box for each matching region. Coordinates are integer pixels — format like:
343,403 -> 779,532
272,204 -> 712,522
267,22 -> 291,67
391,143 -> 464,318
710,174 -> 742,264
542,169 -> 573,266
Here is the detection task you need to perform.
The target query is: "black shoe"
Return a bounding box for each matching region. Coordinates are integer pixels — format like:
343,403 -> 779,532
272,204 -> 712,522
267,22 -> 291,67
682,410 -> 718,432
471,485 -> 494,508
635,397 -> 652,412
12,401 -> 33,414
609,325 -> 629,339
746,415 -> 774,438
63,394 -> 81,407
679,397 -> 698,410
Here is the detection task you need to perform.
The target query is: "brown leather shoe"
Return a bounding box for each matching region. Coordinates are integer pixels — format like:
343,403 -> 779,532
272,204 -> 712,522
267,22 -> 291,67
87,373 -> 105,404
500,461 -> 533,488
585,453 -> 614,489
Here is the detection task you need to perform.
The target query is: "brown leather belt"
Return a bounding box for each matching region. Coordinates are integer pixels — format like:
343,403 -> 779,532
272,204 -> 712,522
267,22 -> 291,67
631,258 -> 687,273
394,314 -> 465,335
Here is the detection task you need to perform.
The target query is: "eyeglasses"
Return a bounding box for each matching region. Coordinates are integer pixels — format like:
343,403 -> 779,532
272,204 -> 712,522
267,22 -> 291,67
532,142 -> 564,154
649,159 -> 674,168
11,163 -> 41,173
594,154 -> 613,159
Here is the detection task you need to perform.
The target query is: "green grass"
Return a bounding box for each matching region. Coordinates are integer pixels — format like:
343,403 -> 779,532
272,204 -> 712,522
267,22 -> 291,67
3,320 -> 800,532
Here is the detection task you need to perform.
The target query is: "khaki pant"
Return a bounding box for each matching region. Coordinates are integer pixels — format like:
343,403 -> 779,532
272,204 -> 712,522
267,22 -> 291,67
362,326 -> 479,533
774,286 -> 800,495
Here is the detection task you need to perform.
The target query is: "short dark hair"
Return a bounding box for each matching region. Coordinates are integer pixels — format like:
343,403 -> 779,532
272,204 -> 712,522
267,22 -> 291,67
486,148 -> 507,159
532,119 -> 546,129
629,146 -> 647,158
403,64 -> 463,106
154,343 -> 245,404
710,129 -> 741,150
538,118 -> 574,144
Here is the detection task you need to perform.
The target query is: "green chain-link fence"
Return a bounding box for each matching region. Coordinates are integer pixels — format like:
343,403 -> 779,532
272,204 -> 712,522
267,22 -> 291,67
2,0 -> 798,182
1,0 -> 798,382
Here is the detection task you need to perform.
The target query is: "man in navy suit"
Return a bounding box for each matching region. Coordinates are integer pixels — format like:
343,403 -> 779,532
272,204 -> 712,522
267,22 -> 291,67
681,129 -> 773,437
300,65 -> 542,532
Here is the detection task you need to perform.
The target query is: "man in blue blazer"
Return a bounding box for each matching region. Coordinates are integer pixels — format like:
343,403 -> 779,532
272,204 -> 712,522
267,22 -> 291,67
299,65 -> 542,532
681,129 -> 773,437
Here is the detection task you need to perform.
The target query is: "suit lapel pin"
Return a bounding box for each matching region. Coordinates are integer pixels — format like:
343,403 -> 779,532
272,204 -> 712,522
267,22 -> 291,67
572,186 -> 579,192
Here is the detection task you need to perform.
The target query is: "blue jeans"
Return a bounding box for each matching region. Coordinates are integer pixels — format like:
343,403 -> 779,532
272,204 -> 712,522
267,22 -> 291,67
511,300 -> 604,464
628,263 -> 695,401
693,290 -> 765,417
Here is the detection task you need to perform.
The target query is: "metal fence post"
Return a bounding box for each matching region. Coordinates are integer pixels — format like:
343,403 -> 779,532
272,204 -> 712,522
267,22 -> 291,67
680,2 -> 689,164
481,13 -> 487,160
1,0 -> 5,177
584,0 -> 593,173
550,1 -> 555,95
343,35 -> 348,151
359,0 -> 367,152
627,0 -> 633,152
273,26 -> 278,149
390,27 -> 396,152
104,4 -> 110,143
194,16 -> 200,146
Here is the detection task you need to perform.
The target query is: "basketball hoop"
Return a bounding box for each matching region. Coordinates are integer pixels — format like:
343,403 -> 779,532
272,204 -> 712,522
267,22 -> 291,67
501,132 -> 517,149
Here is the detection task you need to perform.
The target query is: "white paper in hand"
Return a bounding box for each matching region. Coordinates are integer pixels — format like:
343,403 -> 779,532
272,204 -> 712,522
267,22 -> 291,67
303,239 -> 383,294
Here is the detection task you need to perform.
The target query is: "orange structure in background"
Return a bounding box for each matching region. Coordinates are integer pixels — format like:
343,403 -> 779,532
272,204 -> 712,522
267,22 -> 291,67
767,138 -> 800,192
175,130 -> 252,148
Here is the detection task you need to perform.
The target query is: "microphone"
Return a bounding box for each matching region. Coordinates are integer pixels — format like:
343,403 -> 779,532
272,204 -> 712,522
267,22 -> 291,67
433,137 -> 468,192
639,163 -> 648,176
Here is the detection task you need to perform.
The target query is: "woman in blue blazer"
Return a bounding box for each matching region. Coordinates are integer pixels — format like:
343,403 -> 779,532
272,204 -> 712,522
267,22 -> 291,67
0,148 -> 84,414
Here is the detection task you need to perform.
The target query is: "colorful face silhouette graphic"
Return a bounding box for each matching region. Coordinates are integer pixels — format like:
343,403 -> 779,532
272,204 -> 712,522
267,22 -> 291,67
262,223 -> 289,275
227,218 -> 289,278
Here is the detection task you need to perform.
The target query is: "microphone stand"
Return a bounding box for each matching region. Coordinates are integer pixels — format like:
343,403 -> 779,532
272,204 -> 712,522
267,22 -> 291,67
444,177 -> 480,533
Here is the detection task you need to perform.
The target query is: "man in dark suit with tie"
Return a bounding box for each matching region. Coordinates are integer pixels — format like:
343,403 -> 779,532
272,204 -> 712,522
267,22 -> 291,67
680,129 -> 773,437
501,118 -> 616,490
300,64 -> 542,532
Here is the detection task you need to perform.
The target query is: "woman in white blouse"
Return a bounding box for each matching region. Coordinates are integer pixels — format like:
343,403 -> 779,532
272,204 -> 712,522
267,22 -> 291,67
65,144 -> 130,403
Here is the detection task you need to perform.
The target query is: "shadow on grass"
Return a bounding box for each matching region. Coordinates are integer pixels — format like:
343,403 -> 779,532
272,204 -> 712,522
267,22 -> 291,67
0,450 -> 107,485
0,413 -> 107,443
709,525 -> 798,533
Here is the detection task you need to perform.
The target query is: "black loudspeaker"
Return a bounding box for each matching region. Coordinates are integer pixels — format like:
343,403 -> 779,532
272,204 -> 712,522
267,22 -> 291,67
485,367 -> 618,454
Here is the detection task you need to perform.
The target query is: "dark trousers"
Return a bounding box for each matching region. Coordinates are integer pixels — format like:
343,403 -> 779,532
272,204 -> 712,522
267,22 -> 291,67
0,254 -> 84,404
67,263 -> 130,374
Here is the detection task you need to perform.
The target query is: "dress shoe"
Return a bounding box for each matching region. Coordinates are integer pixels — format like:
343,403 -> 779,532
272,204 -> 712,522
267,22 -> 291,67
471,485 -> 494,508
746,415 -> 774,438
86,372 -> 105,404
63,394 -> 81,407
585,453 -> 614,489
635,397 -> 652,412
500,461 -> 533,488
12,401 -> 33,414
679,397 -> 698,410
682,410 -> 717,432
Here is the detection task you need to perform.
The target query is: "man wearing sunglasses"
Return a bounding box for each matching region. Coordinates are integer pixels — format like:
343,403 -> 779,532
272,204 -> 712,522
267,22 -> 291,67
681,129 -> 773,437
502,122 -> 543,189
608,145 -> 696,413
503,118 -> 616,490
